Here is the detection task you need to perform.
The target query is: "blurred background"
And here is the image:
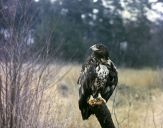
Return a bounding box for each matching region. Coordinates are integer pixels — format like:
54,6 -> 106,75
0,0 -> 163,128
1,0 -> 163,67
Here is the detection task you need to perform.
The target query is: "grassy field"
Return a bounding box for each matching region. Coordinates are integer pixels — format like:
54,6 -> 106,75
40,65 -> 163,128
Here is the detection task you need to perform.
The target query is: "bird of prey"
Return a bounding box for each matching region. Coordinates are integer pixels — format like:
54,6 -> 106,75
77,44 -> 118,120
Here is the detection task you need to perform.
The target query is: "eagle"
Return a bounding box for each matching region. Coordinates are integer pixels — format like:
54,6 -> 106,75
77,44 -> 118,120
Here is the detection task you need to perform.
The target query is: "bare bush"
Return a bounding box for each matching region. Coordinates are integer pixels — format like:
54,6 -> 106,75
0,0 -> 62,127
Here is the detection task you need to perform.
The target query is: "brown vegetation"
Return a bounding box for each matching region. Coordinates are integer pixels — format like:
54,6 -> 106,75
35,65 -> 163,128
1,62 -> 163,127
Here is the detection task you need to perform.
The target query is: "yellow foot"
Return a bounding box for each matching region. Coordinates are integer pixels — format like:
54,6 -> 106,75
87,95 -> 106,106
87,95 -> 97,106
96,96 -> 106,105
97,93 -> 106,103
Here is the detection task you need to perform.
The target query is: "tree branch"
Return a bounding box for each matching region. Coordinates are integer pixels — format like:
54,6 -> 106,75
93,104 -> 115,128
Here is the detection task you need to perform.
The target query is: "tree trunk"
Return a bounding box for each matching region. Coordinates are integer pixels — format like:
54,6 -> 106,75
93,104 -> 115,128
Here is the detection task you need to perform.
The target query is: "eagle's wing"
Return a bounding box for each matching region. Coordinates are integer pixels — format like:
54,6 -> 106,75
77,58 -> 97,120
78,58 -> 97,101
102,60 -> 118,102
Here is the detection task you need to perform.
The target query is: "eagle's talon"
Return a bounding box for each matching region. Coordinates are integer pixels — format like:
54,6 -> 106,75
96,97 -> 106,104
87,95 -> 106,106
96,93 -> 106,104
87,95 -> 96,106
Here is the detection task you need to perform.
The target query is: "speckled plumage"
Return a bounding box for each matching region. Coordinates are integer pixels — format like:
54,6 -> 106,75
78,44 -> 118,120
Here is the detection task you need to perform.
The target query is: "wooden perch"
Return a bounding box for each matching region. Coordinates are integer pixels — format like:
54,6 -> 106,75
93,104 -> 115,128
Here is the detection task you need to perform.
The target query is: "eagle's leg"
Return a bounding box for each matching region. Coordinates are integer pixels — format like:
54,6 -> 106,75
87,95 -> 96,106
96,93 -> 106,105
87,94 -> 106,106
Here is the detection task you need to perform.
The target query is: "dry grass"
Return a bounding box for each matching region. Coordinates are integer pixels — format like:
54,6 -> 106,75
119,68 -> 163,88
39,65 -> 163,128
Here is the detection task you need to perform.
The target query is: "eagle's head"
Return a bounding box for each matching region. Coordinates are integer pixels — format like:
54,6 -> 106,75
90,44 -> 109,59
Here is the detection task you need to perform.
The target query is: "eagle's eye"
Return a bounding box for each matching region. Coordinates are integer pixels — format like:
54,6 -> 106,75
96,45 -> 103,49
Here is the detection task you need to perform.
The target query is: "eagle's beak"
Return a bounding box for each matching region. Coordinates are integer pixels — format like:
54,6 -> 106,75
90,45 -> 99,51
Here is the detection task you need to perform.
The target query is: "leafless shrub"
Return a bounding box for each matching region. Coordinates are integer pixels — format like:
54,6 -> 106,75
0,0 -> 65,127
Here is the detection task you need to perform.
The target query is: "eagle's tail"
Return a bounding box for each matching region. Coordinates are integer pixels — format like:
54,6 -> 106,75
79,101 -> 93,120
